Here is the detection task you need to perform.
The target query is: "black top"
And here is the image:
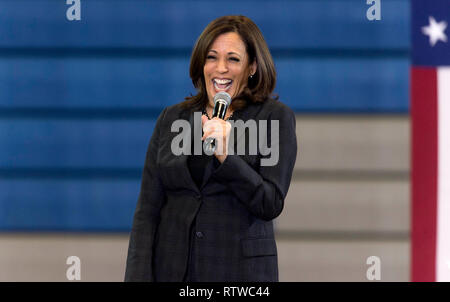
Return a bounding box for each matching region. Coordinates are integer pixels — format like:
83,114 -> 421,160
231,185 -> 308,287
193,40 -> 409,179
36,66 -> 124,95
187,143 -> 222,190
187,147 -> 211,190
187,111 -> 221,190
185,111 -> 221,281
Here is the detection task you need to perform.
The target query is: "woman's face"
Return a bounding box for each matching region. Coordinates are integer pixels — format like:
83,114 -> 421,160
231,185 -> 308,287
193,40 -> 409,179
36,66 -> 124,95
203,32 -> 256,107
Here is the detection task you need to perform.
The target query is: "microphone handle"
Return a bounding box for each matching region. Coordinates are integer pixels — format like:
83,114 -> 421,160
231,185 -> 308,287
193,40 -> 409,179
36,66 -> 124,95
212,101 -> 228,119
204,101 -> 228,154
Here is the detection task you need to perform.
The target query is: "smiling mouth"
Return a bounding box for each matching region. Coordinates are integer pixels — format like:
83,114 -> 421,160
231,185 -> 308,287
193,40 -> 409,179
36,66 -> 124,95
213,78 -> 233,92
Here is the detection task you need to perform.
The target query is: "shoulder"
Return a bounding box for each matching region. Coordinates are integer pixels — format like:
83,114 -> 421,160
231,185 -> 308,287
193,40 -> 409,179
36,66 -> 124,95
163,102 -> 190,117
156,102 -> 192,126
256,98 -> 296,120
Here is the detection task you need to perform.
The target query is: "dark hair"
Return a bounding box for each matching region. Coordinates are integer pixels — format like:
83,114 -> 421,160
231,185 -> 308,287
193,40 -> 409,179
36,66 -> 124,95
181,15 -> 278,111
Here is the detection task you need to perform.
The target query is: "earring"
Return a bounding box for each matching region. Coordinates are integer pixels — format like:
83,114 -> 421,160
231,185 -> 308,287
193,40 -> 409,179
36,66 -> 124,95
249,74 -> 254,79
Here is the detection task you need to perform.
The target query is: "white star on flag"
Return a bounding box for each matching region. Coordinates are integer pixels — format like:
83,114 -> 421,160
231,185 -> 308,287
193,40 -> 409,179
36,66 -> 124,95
422,16 -> 448,47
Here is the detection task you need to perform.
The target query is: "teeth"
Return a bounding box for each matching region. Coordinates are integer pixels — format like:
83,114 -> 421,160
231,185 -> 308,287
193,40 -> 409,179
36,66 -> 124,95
214,81 -> 232,91
214,79 -> 232,84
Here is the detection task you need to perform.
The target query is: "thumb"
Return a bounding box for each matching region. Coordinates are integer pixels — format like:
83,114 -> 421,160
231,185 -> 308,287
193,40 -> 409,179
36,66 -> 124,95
201,114 -> 209,126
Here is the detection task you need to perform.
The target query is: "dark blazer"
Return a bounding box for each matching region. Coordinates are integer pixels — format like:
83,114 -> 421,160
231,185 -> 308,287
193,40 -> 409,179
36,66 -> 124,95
124,98 -> 297,282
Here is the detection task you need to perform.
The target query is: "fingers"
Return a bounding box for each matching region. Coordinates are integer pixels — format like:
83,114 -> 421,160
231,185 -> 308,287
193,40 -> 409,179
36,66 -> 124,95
201,115 -> 221,126
201,120 -> 230,141
202,129 -> 223,141
202,129 -> 229,155
201,118 -> 232,156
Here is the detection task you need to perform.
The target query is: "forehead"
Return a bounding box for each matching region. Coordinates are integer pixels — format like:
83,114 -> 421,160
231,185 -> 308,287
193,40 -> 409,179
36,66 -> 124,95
208,32 -> 246,55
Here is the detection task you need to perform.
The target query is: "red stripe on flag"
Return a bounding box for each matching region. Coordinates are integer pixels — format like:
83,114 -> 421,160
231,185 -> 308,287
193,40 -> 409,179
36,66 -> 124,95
411,67 -> 438,282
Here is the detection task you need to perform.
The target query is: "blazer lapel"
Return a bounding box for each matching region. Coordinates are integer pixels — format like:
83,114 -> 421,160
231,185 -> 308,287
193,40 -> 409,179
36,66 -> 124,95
183,109 -> 204,193
160,108 -> 201,194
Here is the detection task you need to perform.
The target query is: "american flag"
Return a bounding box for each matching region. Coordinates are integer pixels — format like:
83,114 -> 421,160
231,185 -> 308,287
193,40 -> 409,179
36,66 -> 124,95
411,0 -> 450,282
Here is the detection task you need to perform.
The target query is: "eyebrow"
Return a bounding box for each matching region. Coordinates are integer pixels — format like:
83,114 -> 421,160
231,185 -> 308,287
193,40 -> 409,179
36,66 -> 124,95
208,50 -> 242,57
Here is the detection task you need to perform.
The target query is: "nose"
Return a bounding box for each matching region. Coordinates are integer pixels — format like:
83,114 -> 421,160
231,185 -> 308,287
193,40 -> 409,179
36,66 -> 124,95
217,58 -> 228,73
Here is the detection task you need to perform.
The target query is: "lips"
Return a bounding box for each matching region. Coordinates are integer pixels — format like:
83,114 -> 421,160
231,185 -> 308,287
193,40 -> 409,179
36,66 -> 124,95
213,78 -> 233,92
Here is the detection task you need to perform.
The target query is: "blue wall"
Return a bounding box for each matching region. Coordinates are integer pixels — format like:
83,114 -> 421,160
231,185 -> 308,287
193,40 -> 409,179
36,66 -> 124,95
0,0 -> 410,231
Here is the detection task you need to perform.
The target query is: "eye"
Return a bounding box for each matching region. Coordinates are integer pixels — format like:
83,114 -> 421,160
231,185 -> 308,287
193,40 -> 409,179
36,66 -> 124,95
229,57 -> 240,62
206,55 -> 216,60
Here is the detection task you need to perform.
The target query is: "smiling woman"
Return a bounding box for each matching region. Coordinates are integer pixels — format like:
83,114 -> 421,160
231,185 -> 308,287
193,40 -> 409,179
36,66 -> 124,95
203,32 -> 257,111
182,15 -> 278,113
125,15 -> 297,282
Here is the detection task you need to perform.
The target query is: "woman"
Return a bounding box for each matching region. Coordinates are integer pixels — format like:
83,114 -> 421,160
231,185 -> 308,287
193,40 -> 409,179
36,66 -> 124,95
125,15 -> 297,282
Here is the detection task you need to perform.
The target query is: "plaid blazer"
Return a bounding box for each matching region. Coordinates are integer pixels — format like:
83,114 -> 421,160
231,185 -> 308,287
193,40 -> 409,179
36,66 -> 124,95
124,98 -> 297,282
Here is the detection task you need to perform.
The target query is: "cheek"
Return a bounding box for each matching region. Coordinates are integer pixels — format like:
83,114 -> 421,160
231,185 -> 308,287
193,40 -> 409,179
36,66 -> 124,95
203,63 -> 214,78
234,69 -> 248,87
234,65 -> 247,81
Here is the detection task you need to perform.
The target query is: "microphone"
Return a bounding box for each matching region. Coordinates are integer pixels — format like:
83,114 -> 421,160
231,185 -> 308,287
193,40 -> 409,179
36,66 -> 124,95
204,92 -> 232,154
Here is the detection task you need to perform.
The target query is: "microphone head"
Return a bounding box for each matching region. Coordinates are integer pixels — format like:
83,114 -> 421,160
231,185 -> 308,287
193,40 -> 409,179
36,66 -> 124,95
213,92 -> 232,106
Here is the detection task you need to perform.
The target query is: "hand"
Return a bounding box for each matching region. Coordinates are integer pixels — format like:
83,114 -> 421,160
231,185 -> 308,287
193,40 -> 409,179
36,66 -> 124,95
201,115 -> 232,163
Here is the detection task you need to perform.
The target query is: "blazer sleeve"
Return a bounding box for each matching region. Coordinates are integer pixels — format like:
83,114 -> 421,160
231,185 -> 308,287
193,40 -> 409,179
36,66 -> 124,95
124,107 -> 168,282
212,104 -> 297,221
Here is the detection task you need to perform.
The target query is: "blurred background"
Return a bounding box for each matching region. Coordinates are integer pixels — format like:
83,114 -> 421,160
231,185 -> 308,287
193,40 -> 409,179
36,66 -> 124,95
0,0 -> 410,281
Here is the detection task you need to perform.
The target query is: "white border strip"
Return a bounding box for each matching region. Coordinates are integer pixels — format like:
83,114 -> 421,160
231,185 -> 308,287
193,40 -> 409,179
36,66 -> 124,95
437,67 -> 450,281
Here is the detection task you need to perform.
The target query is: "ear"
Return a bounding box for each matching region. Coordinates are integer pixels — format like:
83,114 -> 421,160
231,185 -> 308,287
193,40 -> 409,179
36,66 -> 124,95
249,60 -> 257,76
